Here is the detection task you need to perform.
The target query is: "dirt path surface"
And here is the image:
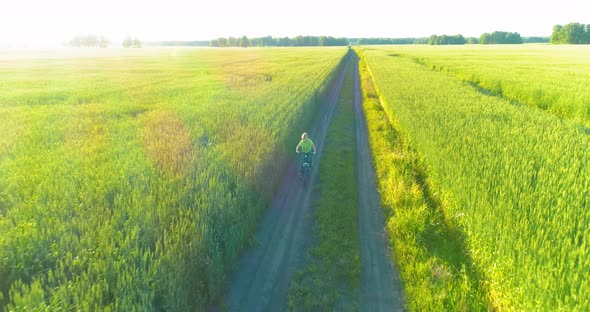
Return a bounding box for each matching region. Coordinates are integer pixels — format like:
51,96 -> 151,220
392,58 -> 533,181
352,57 -> 405,311
222,58 -> 351,312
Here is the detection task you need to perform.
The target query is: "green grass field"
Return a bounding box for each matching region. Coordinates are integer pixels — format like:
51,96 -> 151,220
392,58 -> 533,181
382,44 -> 590,125
357,50 -> 488,311
0,47 -> 348,310
3,43 -> 590,311
359,45 -> 590,310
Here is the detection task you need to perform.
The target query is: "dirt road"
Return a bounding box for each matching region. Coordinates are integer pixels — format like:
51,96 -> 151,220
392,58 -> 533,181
223,58 -> 351,312
221,55 -> 404,311
352,56 -> 405,311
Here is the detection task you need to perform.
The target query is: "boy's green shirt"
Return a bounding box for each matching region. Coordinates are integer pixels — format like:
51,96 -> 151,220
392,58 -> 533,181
297,139 -> 314,153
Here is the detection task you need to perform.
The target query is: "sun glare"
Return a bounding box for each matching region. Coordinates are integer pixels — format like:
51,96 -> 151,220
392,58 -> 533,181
1,0 -> 589,47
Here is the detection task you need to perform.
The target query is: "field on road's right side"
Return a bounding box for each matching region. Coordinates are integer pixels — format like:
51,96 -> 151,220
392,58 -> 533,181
358,45 -> 590,310
387,44 -> 590,126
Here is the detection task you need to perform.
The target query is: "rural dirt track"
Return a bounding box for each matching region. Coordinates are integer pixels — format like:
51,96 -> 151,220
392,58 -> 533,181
352,56 -> 405,311
220,55 -> 404,311
222,58 -> 351,312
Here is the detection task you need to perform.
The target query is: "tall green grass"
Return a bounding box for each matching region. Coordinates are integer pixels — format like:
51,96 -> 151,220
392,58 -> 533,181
357,50 -> 488,310
380,45 -> 590,126
0,47 -> 348,310
362,47 -> 590,310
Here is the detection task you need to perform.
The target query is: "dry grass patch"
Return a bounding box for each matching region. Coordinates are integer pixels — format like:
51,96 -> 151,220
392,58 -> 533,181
140,109 -> 194,177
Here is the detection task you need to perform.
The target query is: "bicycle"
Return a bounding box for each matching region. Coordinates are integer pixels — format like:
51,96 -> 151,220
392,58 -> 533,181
298,152 -> 312,186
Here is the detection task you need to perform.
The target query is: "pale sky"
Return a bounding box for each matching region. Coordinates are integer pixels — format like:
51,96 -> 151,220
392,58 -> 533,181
1,0 -> 588,46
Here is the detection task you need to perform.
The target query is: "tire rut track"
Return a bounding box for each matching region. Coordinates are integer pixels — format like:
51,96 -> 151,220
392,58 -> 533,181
352,55 -> 405,312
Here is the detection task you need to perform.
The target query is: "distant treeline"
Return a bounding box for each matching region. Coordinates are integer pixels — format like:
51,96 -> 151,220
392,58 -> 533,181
74,33 -> 552,48
480,31 -> 523,44
428,34 -> 466,45
69,35 -> 110,48
69,35 -> 146,48
356,34 -> 546,46
551,23 -> 590,44
524,37 -> 550,43
210,36 -> 349,47
355,38 -> 428,45
122,36 -> 142,48
144,41 -> 210,47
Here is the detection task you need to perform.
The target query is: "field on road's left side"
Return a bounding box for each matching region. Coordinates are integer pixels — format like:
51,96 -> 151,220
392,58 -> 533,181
0,47 -> 347,310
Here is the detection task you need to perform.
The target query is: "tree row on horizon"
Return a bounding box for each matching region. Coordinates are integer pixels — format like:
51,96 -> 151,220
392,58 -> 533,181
551,23 -> 590,44
209,35 -> 350,47
70,22 -> 590,48
69,35 -> 110,48
479,31 -> 523,44
209,33 -> 547,47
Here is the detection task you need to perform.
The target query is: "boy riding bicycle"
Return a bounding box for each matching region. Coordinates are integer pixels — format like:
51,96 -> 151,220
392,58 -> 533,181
295,132 -> 317,176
